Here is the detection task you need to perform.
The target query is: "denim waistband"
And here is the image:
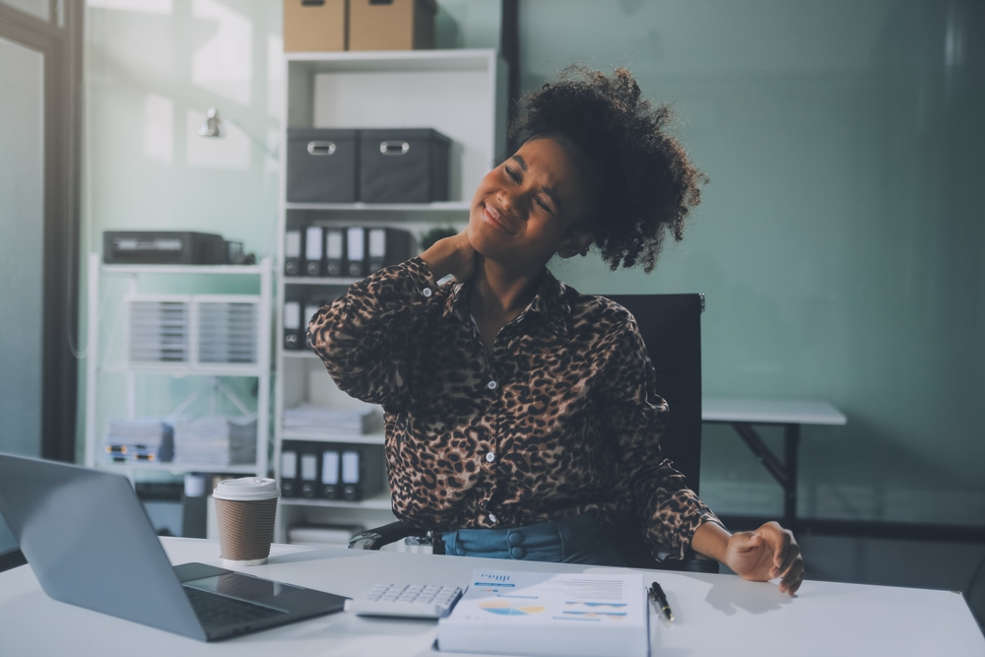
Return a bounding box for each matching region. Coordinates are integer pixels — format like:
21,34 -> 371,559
441,513 -> 622,566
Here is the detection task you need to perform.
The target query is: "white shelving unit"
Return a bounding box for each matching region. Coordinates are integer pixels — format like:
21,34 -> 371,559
273,49 -> 506,542
83,254 -> 272,479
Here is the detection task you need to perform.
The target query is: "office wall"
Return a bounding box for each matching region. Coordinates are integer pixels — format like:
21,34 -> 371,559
78,1 -> 984,525
528,0 -> 985,524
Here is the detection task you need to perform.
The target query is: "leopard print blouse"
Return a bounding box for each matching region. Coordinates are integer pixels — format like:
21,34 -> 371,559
308,257 -> 721,560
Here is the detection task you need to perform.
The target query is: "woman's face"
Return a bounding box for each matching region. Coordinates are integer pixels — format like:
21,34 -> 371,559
467,136 -> 595,272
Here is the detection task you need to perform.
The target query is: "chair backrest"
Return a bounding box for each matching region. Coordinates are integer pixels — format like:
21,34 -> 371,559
603,294 -> 703,491
603,293 -> 706,569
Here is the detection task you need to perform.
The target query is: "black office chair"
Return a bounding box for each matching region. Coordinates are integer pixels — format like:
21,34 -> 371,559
349,293 -> 716,573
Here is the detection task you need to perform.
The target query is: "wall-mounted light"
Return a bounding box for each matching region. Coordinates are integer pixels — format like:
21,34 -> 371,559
198,107 -> 225,138
198,107 -> 278,160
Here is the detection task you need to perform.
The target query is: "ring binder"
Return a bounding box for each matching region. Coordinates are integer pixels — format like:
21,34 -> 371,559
321,449 -> 340,499
280,447 -> 299,498
305,226 -> 325,276
300,450 -> 319,498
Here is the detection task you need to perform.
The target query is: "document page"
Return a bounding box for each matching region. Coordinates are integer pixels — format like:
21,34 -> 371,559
437,568 -> 649,657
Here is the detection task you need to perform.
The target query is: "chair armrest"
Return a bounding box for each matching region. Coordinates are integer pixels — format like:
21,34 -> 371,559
348,521 -> 419,550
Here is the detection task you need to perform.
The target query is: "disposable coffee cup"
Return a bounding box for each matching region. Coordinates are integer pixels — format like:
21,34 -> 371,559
212,477 -> 279,566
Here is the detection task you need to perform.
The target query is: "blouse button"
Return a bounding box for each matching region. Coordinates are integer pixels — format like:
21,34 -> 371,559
486,380 -> 498,390
421,287 -> 433,298
485,451 -> 496,463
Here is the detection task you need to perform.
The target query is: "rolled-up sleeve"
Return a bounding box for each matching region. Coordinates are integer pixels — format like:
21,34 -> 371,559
601,314 -> 723,561
307,257 -> 441,407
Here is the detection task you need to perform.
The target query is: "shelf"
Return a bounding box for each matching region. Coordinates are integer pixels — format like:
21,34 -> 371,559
281,431 -> 385,445
100,364 -> 263,377
283,276 -> 361,286
282,350 -> 319,359
286,201 -> 471,213
101,264 -> 266,275
280,491 -> 392,510
286,49 -> 496,73
95,462 -> 261,476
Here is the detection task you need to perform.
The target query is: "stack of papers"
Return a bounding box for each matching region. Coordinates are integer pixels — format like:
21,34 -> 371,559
283,404 -> 381,437
104,419 -> 174,463
172,416 -> 257,466
437,568 -> 649,657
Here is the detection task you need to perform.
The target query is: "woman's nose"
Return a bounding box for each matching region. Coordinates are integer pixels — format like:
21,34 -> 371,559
497,189 -> 524,219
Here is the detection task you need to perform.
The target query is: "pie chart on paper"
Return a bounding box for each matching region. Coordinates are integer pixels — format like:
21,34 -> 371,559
479,600 -> 547,616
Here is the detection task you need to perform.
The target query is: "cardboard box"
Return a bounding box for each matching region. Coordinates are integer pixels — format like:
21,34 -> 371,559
283,0 -> 348,52
349,0 -> 437,51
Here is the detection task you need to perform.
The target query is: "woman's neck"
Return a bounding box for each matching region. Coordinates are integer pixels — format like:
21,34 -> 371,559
469,257 -> 543,327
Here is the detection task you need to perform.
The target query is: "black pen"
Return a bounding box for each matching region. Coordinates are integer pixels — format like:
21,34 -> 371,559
648,581 -> 674,621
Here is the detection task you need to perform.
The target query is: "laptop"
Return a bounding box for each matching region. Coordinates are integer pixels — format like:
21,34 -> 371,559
0,452 -> 346,641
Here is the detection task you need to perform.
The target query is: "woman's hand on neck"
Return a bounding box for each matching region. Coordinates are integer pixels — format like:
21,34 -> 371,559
420,229 -> 477,283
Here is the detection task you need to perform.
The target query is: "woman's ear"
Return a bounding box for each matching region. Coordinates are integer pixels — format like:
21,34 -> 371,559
557,227 -> 595,259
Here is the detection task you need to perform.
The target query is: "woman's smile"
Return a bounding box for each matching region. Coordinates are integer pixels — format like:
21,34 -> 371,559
481,202 -> 518,235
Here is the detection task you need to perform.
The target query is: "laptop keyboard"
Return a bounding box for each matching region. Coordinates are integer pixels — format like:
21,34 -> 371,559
184,585 -> 286,628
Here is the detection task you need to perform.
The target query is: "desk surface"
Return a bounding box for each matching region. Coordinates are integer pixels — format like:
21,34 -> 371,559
0,537 -> 981,657
703,398 -> 847,426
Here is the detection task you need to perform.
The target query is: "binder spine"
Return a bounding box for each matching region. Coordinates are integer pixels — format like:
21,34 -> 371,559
300,449 -> 320,498
325,228 -> 345,278
346,227 -> 366,278
283,300 -> 303,350
280,445 -> 299,497
304,226 -> 325,277
368,228 -> 412,274
321,449 -> 340,499
284,228 -> 304,276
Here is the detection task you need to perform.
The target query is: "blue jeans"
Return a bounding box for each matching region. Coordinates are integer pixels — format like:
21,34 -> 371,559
441,513 -> 625,566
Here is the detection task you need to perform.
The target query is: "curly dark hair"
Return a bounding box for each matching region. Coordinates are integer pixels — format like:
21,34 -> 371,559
509,67 -> 706,273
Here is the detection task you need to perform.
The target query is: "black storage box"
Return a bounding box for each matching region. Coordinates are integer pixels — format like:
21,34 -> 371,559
359,128 -> 450,203
103,231 -> 227,265
287,128 -> 359,203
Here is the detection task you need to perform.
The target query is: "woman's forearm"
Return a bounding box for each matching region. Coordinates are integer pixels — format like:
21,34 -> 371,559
691,520 -> 732,563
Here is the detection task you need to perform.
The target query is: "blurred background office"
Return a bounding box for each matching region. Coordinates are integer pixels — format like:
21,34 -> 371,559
0,0 -> 982,629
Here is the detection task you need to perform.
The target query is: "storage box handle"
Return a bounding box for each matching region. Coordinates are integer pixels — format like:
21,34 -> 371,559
380,141 -> 410,156
307,141 -> 337,156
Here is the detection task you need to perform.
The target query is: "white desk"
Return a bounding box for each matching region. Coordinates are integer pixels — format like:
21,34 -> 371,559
703,398 -> 847,525
0,537 -> 982,656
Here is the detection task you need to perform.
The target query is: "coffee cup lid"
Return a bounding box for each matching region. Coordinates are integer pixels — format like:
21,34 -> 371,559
213,477 -> 279,501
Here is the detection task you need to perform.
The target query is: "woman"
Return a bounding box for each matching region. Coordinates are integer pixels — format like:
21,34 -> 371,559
309,67 -> 805,594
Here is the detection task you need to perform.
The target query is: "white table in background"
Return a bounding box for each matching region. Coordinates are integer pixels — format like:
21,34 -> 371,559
1,537 -> 982,656
702,398 -> 847,526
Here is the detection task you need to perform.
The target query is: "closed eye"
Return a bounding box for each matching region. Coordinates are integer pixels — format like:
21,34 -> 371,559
505,165 -> 521,183
535,197 -> 554,214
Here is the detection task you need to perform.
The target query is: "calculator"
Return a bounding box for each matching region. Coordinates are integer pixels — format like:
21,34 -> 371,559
344,583 -> 463,619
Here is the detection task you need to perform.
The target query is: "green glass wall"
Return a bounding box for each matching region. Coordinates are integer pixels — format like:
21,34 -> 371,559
529,0 -> 985,523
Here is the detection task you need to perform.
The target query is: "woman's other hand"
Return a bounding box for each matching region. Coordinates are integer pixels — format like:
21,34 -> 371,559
421,229 -> 477,283
692,520 -> 805,595
724,521 -> 805,595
